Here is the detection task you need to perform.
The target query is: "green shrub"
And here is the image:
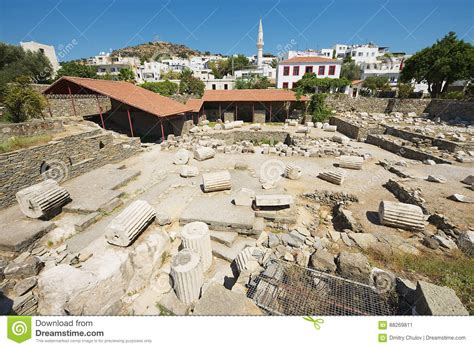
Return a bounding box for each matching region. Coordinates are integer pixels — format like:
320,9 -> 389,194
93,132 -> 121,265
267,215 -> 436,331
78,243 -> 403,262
309,93 -> 331,123
397,83 -> 414,98
441,91 -> 466,100
140,80 -> 179,96
4,76 -> 46,123
0,134 -> 52,153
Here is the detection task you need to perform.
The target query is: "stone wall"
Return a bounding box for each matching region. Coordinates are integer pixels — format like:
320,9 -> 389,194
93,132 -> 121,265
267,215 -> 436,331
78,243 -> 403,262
45,95 -> 111,118
329,116 -> 385,141
384,126 -> 460,152
0,119 -> 65,142
365,134 -> 451,164
425,99 -> 474,121
0,128 -> 141,209
325,94 -> 474,121
196,129 -> 290,145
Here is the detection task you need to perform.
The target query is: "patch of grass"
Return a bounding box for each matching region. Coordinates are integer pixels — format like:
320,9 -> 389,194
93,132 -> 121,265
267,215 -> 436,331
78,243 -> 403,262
155,303 -> 174,316
160,251 -> 171,265
0,134 -> 52,153
207,121 -> 217,128
367,248 -> 474,314
270,228 -> 286,234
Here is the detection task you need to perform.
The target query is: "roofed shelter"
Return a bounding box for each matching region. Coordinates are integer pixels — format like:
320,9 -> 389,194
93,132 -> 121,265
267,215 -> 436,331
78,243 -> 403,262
186,89 -> 309,123
43,76 -> 191,142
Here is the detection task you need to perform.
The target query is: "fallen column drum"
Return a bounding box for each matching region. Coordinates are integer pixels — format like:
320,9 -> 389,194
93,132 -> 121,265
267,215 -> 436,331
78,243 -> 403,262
105,200 -> 156,247
181,221 -> 212,271
171,249 -> 204,305
378,200 -> 424,231
202,171 -> 231,192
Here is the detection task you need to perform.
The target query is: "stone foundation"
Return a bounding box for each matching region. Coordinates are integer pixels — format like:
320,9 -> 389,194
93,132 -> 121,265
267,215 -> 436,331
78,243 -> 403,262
0,127 -> 141,209
0,120 -> 65,142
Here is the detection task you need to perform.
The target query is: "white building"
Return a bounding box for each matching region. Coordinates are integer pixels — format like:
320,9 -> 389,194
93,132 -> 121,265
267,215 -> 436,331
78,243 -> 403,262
86,52 -> 140,76
136,61 -> 170,82
276,56 -> 342,89
20,41 -> 60,75
332,43 -> 389,64
281,49 -> 334,61
234,65 -> 276,81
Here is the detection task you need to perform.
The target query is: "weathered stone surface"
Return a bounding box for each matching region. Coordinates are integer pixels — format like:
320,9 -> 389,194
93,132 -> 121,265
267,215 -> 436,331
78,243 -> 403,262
461,175 -> 474,185
12,291 -> 37,315
170,249 -> 204,305
348,233 -> 378,251
174,149 -> 190,165
193,283 -> 262,315
370,268 -> 395,293
202,171 -> 231,192
414,281 -> 468,315
13,276 -> 37,296
448,194 -> 474,203
267,233 -> 280,248
332,204 -> 363,233
180,165 -> 199,177
4,256 -> 44,280
233,188 -> 255,206
378,201 -> 425,231
181,222 -> 212,271
105,200 -> 156,247
336,251 -> 370,284
235,247 -> 261,273
427,175 -> 446,183
255,194 -> 294,207
338,155 -> 363,170
457,231 -> 474,256
284,163 -> 302,180
155,211 -> 171,226
332,134 -> 349,145
309,249 -> 336,273
16,179 -> 71,219
318,169 -> 346,185
193,147 -> 215,161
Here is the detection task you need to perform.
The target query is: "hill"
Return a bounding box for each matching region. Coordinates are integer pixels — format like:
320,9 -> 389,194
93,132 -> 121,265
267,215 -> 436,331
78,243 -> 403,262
111,41 -> 202,62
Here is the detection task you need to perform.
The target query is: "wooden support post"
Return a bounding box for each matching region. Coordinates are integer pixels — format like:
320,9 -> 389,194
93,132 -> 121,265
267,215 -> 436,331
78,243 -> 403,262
286,102 -> 289,120
219,104 -> 222,121
127,107 -> 134,137
67,84 -> 77,117
252,103 -> 255,123
269,103 -> 272,123
235,104 -> 238,121
160,119 -> 165,141
96,95 -> 105,129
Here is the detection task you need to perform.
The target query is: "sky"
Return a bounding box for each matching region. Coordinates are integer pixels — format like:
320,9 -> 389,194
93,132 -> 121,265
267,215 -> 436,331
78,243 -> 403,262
0,0 -> 473,61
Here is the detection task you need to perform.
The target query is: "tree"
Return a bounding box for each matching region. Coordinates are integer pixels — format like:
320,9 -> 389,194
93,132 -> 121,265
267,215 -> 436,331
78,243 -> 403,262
160,70 -> 181,80
179,69 -> 205,96
397,82 -> 414,98
340,61 -> 361,81
294,73 -> 350,94
362,76 -> 390,94
401,32 -> 474,98
235,75 -> 271,89
56,62 -> 97,79
140,80 -> 179,96
269,58 -> 278,68
118,68 -> 135,82
209,54 -> 250,78
0,43 -> 53,98
308,93 -> 331,123
4,76 -> 47,123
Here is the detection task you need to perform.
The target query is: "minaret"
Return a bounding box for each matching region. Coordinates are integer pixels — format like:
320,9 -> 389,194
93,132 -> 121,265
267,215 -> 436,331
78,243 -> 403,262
256,19 -> 264,68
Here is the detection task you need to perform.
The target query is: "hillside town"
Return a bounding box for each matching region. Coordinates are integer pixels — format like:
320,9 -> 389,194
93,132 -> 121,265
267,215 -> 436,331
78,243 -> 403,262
0,13 -> 473,322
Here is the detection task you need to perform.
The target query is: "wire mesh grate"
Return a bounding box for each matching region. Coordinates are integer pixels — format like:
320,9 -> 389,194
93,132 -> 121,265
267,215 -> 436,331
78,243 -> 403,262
247,260 -> 395,316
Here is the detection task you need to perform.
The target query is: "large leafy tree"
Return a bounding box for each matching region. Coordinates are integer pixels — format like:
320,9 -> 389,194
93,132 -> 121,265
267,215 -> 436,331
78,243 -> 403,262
401,32 -> 474,98
4,76 -> 47,123
0,43 -> 52,98
235,75 -> 271,89
208,54 -> 250,78
340,61 -> 361,81
294,73 -> 350,94
362,76 -> 390,93
56,61 -> 97,79
140,80 -> 178,96
179,69 -> 205,96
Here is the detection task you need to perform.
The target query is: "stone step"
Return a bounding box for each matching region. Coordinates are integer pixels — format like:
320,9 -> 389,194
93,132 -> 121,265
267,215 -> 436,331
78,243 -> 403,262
211,239 -> 255,263
210,230 -> 238,247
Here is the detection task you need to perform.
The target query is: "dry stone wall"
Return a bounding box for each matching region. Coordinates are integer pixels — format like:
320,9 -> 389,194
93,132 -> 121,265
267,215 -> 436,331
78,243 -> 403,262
326,95 -> 473,121
46,95 -> 111,118
0,120 -> 64,142
0,128 -> 140,209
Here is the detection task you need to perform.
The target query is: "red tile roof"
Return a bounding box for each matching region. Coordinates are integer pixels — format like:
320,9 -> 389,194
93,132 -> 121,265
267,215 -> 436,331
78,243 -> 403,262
185,98 -> 204,112
279,56 -> 339,64
43,76 -> 191,117
201,89 -> 308,102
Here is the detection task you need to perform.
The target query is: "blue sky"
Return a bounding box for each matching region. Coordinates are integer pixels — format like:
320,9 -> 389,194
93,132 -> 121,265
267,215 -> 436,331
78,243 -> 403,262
1,0 -> 473,61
